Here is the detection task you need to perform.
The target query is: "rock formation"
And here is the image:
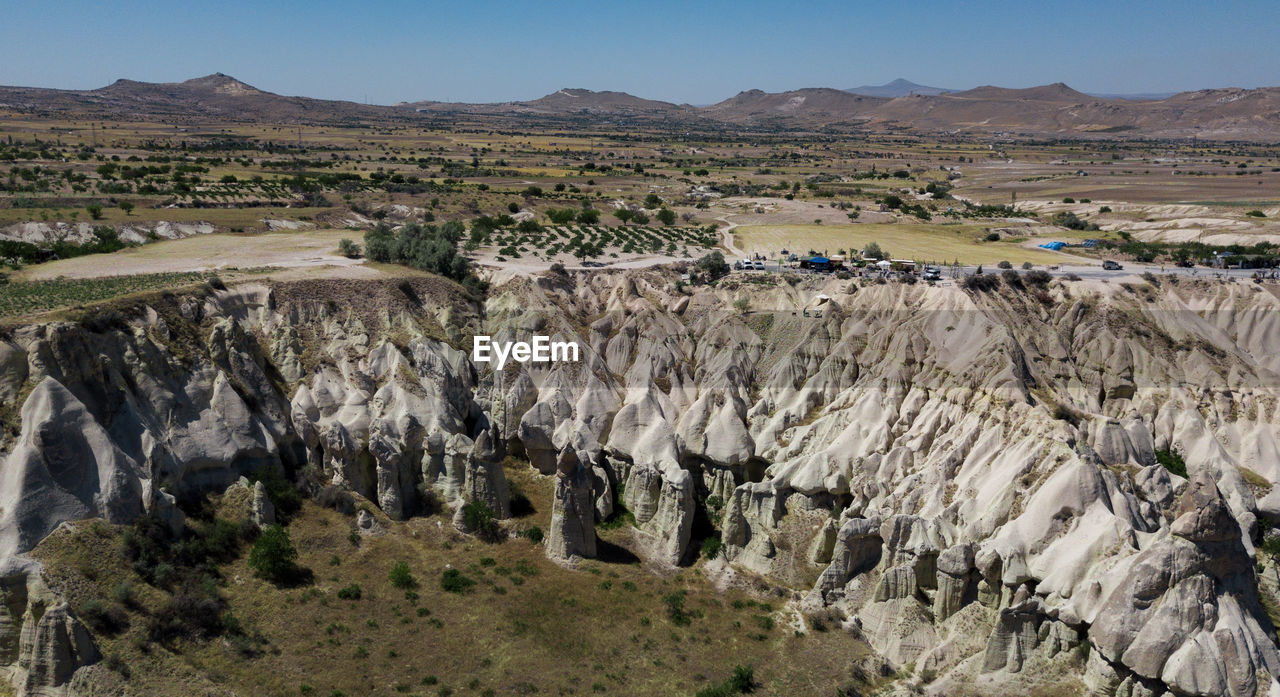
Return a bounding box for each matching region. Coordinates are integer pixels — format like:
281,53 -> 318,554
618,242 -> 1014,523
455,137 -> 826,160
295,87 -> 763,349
0,270 -> 1278,695
546,448 -> 597,561
0,556 -> 99,696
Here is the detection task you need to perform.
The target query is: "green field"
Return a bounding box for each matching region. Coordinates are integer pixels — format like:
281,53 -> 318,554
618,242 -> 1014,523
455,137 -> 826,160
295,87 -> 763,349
733,223 -> 1074,266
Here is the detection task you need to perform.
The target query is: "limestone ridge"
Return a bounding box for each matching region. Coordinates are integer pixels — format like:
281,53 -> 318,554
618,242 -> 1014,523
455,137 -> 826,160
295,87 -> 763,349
0,269 -> 1279,695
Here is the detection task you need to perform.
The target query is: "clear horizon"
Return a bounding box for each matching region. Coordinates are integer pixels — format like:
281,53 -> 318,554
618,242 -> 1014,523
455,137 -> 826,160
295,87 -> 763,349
1,0 -> 1275,105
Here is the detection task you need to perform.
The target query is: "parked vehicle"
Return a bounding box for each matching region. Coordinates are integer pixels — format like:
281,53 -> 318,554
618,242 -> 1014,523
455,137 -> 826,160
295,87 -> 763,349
751,260 -> 766,271
1103,260 -> 1124,270
733,260 -> 744,271
922,267 -> 941,281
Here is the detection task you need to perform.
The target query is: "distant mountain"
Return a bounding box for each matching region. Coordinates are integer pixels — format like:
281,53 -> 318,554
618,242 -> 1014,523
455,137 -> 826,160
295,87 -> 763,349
701,88 -> 887,126
1087,91 -> 1179,101
4,75 -> 1280,139
0,73 -> 400,125
845,78 -> 954,97
520,88 -> 683,115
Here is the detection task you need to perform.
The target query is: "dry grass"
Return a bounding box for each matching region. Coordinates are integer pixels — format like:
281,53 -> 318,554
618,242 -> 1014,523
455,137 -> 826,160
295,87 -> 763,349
733,224 -> 1069,266
15,229 -> 373,281
30,460 -> 870,697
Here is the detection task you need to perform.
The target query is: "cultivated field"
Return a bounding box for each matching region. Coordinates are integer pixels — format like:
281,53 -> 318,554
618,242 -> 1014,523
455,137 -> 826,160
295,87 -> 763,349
733,223 -> 1074,266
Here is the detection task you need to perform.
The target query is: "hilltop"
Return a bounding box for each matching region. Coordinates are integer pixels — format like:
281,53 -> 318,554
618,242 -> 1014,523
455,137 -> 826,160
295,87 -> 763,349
3,73 -> 1280,138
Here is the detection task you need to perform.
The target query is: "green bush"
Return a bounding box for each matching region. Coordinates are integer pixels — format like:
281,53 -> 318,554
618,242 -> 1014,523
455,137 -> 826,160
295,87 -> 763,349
441,569 -> 476,594
463,500 -> 501,542
389,561 -> 417,589
700,536 -> 723,560
694,665 -> 756,697
337,583 -> 363,600
80,599 -> 129,635
1155,449 -> 1187,479
249,525 -> 299,584
338,238 -> 361,258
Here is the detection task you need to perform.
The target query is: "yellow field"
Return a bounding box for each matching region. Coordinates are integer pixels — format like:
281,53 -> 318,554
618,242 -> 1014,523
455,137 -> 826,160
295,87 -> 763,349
16,229 -> 373,280
733,223 -> 1073,266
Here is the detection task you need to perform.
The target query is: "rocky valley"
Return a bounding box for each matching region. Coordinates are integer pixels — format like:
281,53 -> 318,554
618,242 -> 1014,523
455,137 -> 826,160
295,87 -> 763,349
0,267 -> 1277,696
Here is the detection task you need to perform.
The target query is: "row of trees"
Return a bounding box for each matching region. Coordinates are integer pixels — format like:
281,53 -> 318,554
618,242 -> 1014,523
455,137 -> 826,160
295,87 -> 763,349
364,221 -> 487,296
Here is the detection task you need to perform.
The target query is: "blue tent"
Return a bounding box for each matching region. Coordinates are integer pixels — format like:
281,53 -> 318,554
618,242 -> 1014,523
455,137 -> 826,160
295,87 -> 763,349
1038,241 -> 1066,251
809,256 -> 830,264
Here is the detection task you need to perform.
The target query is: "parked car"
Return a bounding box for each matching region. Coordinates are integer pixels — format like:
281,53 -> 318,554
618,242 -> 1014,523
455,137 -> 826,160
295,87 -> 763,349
922,267 -> 941,281
1103,260 -> 1124,270
751,260 -> 766,271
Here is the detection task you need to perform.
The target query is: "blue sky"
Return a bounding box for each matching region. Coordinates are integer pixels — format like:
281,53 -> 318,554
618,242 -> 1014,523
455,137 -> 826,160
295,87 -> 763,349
0,0 -> 1274,104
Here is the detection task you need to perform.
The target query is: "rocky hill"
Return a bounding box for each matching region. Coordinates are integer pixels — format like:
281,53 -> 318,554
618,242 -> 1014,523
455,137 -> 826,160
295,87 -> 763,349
5,74 -> 1280,138
845,78 -> 955,98
0,73 -> 407,125
0,270 -> 1278,695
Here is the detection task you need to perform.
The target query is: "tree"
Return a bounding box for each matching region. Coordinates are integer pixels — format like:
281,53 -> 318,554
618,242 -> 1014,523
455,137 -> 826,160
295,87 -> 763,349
389,561 -> 416,589
546,208 -> 577,225
86,204 -> 104,220
656,208 -> 676,226
644,193 -> 662,208
119,201 -> 135,215
576,208 -> 600,225
696,251 -> 729,281
249,525 -> 298,584
631,211 -> 650,225
613,208 -> 635,224
862,241 -> 885,259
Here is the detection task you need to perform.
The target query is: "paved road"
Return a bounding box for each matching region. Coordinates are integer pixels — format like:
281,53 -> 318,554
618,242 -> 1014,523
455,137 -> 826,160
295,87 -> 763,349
728,259 -> 1264,283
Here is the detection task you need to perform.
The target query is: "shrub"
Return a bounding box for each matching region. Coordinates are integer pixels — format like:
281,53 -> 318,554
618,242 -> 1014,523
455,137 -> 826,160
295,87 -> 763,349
520,526 -> 544,544
997,260 -> 1013,269
338,238 -> 361,258
1052,403 -> 1081,426
247,465 -> 302,522
249,525 -> 299,584
1155,449 -> 1187,479
462,500 -> 501,542
111,581 -> 137,608
662,590 -> 699,626
80,599 -> 129,635
441,569 -> 476,594
694,665 -> 756,697
1024,270 -> 1052,286
337,583 -> 363,600
984,232 -> 1001,242
389,561 -> 417,589
701,536 -> 723,560
1001,269 -> 1023,288
148,579 -> 226,642
962,273 -> 1000,291
316,486 -> 355,515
